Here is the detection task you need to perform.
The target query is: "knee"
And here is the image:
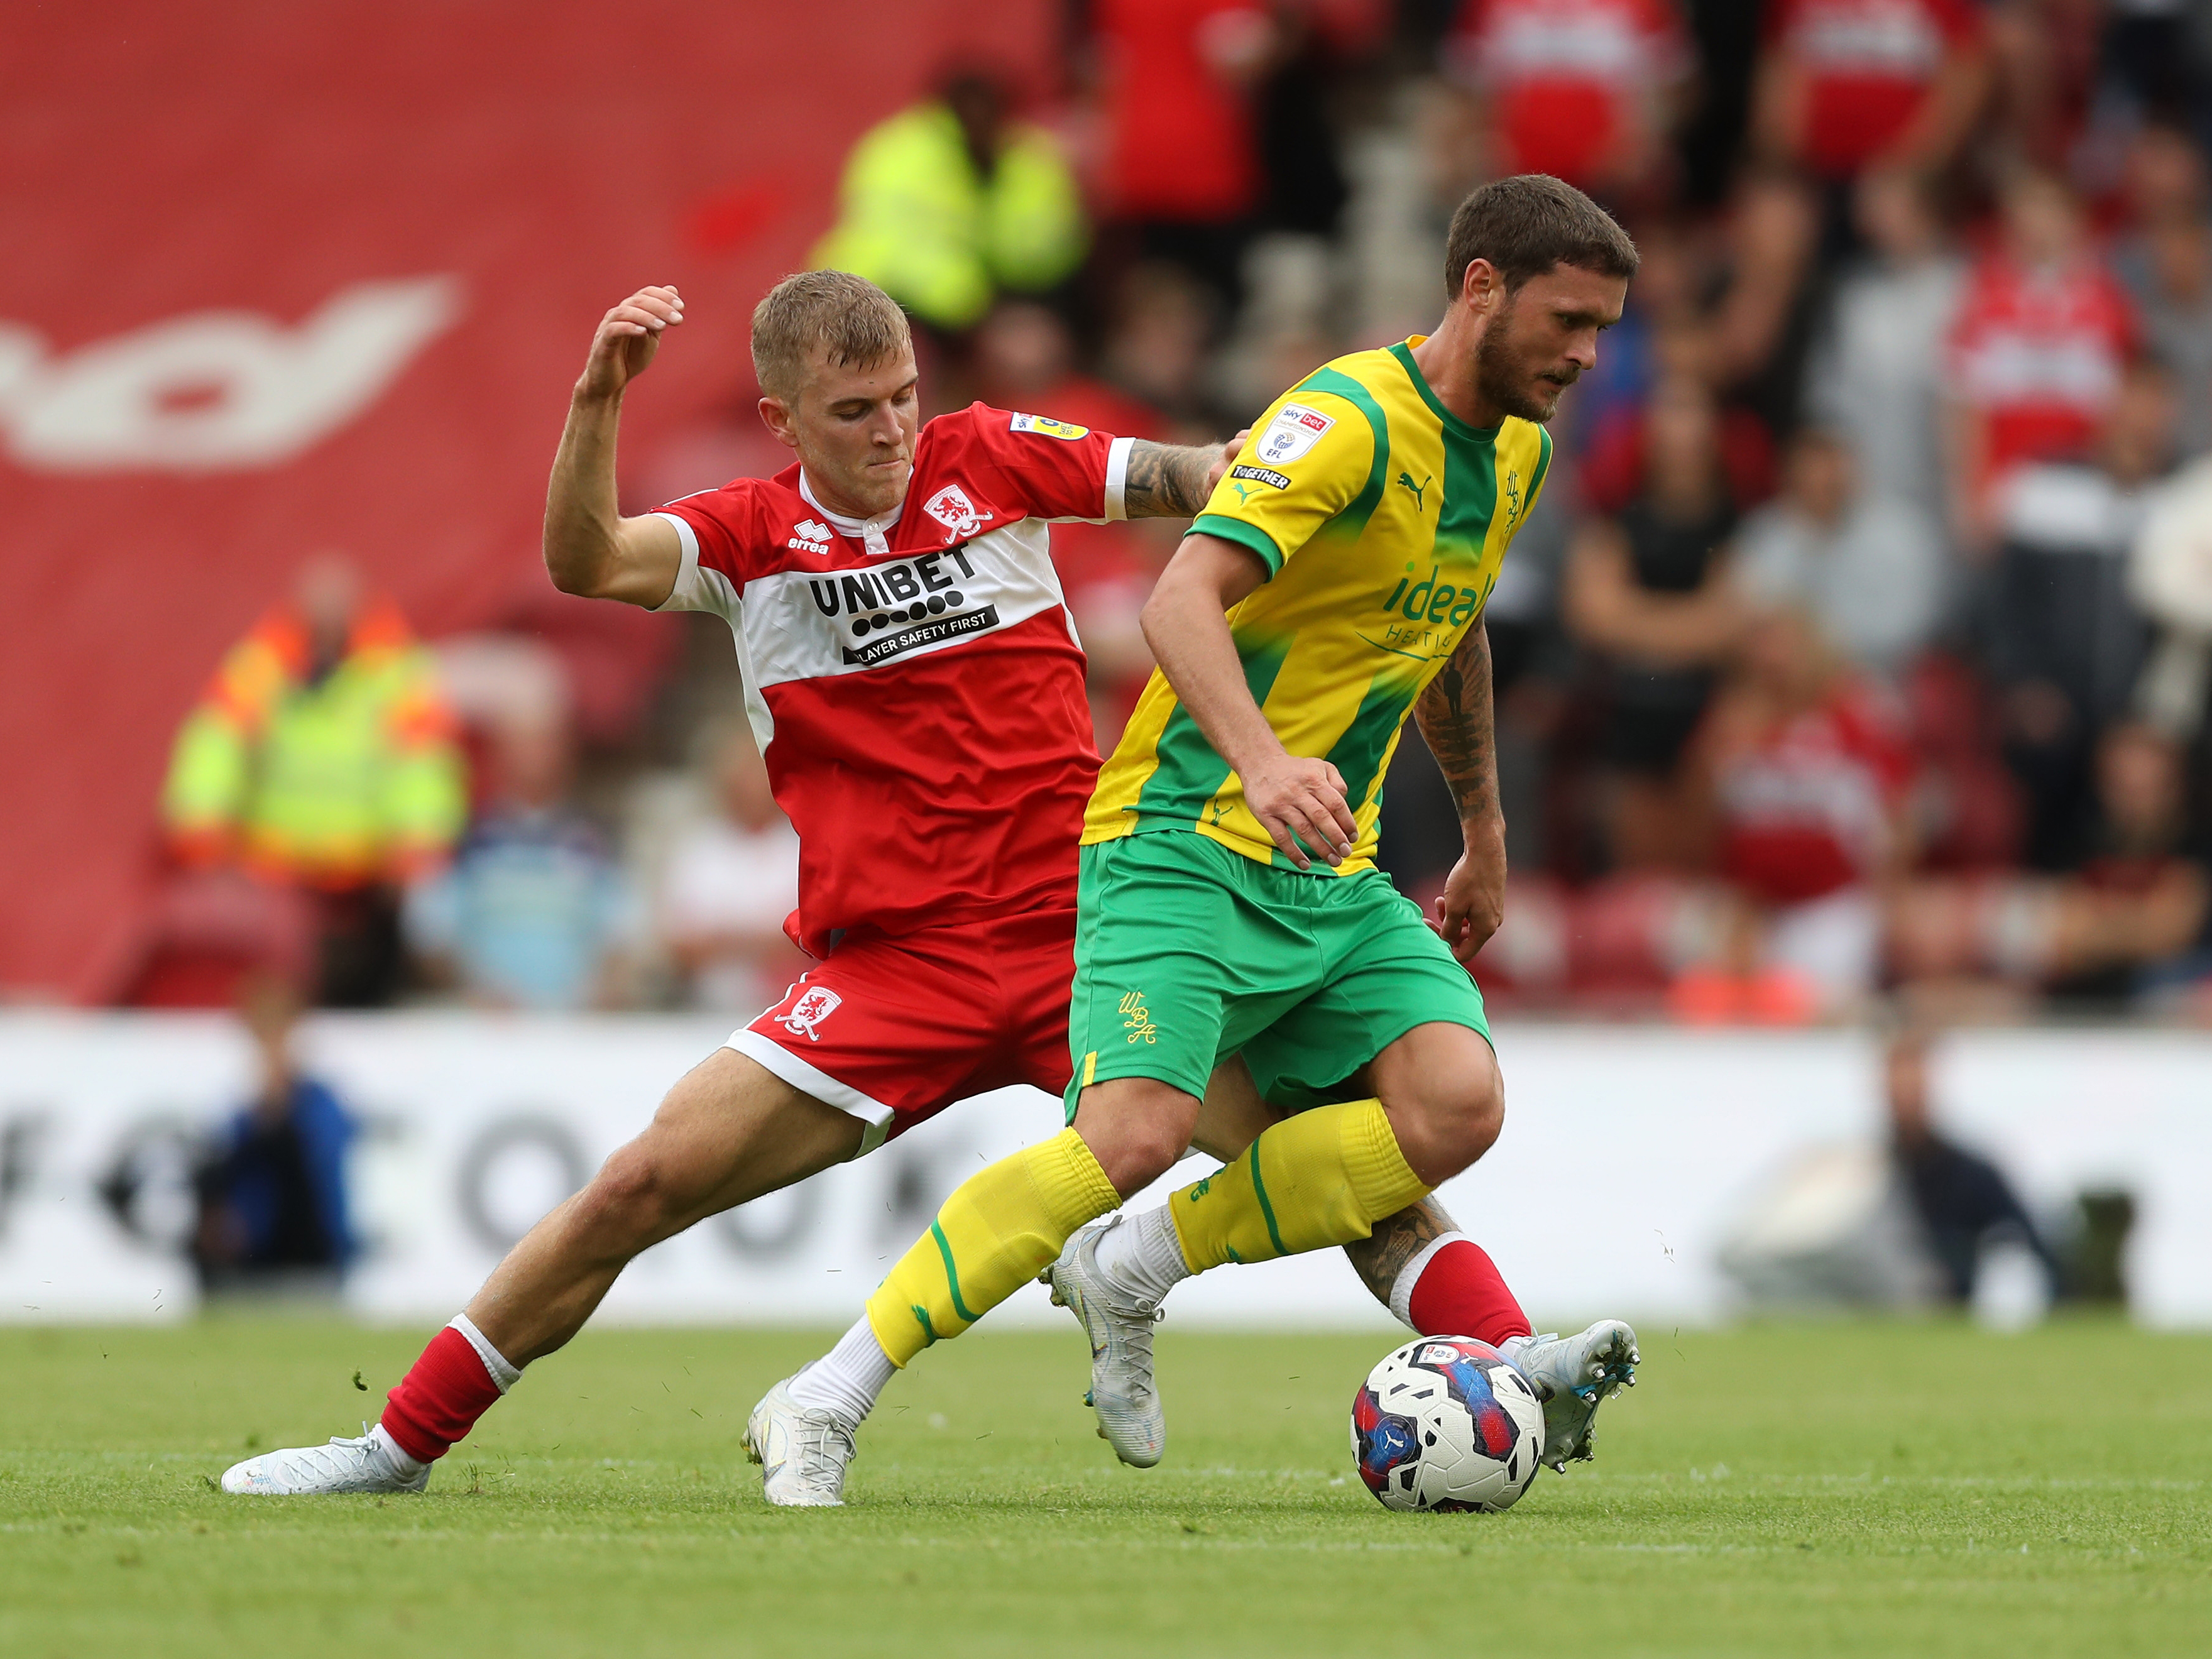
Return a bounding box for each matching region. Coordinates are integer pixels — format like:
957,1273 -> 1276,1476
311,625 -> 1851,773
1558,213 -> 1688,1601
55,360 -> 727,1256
1385,1058 -> 1504,1187
573,1144 -> 679,1244
1075,1081 -> 1200,1198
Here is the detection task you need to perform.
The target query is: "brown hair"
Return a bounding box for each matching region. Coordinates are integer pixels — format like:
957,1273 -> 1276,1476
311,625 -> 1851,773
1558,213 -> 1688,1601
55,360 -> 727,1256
750,270 -> 913,402
1443,175 -> 1641,301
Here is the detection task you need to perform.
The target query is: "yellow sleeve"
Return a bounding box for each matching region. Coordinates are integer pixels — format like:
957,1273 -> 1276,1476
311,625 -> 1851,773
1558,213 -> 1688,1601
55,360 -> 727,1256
160,703 -> 250,848
985,126 -> 1088,294
1190,389 -> 1381,578
159,633 -> 278,853
376,650 -> 468,874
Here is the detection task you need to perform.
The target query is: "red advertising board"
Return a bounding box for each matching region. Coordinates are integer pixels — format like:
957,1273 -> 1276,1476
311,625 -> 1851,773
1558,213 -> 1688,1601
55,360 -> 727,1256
0,0 -> 1053,999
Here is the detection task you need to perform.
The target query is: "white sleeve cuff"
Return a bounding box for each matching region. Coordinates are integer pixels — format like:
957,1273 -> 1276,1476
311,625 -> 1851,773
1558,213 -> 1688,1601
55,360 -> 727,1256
650,511 -> 704,612
1103,435 -> 1136,522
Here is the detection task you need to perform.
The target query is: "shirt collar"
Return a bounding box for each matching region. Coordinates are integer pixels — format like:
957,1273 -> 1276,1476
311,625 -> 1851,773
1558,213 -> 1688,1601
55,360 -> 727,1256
800,469 -> 903,556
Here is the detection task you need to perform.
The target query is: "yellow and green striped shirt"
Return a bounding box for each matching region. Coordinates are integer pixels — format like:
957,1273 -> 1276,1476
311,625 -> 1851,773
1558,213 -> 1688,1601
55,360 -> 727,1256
1083,337 -> 1552,873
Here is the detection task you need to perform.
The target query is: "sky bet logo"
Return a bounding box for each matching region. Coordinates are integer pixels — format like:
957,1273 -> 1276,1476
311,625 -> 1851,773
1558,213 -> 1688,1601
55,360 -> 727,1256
1362,561 -> 1497,663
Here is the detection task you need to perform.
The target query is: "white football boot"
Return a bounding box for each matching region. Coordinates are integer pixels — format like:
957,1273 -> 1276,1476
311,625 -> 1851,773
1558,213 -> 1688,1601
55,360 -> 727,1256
745,1377 -> 857,1507
221,1425 -> 430,1496
1500,1320 -> 1640,1470
1043,1215 -> 1166,1468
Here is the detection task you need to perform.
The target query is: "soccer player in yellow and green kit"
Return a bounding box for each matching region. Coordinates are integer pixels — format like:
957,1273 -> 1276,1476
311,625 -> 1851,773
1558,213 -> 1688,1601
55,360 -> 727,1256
755,177 -> 1645,1504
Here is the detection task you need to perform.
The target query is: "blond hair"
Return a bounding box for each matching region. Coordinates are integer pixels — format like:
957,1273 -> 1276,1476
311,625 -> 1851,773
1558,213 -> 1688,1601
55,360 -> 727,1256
750,270 -> 912,402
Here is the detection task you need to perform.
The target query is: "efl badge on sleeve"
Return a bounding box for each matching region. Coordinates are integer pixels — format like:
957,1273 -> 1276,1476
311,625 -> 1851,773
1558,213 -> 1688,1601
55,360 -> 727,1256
1009,412 -> 1090,440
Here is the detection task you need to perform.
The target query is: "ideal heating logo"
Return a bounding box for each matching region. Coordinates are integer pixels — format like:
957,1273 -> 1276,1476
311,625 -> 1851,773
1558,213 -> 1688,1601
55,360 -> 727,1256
1359,562 -> 1498,662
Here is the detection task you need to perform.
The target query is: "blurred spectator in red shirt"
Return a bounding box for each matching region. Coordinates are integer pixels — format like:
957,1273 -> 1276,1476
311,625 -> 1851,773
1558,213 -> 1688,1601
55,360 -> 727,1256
1947,168 -> 2138,538
1441,0 -> 1692,204
1753,0 -> 1989,184
973,298 -> 1162,444
1093,0 -> 1274,306
1678,605 -> 1916,1018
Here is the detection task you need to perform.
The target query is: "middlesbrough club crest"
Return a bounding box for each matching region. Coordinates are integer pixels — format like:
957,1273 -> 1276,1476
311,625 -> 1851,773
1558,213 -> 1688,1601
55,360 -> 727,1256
923,484 -> 990,541
776,985 -> 842,1041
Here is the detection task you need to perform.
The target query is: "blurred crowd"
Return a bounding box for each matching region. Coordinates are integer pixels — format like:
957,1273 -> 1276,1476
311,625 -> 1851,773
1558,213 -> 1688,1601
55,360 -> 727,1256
132,0 -> 2212,1026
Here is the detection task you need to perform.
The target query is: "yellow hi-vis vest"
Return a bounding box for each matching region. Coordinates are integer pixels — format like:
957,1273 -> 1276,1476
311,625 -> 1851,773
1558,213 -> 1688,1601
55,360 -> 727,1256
811,101 -> 1088,332
160,600 -> 466,887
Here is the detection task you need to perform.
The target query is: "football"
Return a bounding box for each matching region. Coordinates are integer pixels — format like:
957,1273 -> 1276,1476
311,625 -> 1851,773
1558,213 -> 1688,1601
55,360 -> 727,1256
1350,1337 -> 1547,1513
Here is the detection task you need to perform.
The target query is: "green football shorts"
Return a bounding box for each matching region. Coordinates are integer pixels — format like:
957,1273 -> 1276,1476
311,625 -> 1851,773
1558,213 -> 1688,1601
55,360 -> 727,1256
1063,830 -> 1492,1119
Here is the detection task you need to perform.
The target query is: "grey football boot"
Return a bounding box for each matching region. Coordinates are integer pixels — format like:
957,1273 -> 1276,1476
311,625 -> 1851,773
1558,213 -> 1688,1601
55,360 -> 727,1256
1500,1320 -> 1640,1470
1044,1215 -> 1167,1467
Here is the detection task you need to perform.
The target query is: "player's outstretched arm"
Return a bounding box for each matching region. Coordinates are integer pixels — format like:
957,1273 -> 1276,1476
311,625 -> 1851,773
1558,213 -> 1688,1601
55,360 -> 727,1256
1140,533 -> 1358,870
1121,432 -> 1249,518
544,286 -> 686,608
1414,622 -> 1507,963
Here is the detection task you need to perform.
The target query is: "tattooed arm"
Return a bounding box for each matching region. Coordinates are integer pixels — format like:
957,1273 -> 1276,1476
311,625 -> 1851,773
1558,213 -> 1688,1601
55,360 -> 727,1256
1413,621 -> 1507,963
1121,435 -> 1246,519
1344,1196 -> 1463,1313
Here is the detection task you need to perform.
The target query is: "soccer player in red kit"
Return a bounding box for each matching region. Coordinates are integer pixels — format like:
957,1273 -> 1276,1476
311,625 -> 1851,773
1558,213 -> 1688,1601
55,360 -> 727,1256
221,270 -> 1533,1503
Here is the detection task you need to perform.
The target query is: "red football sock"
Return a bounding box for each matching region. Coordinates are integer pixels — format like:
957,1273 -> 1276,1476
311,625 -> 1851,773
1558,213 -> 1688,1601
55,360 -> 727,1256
380,1325 -> 507,1464
1403,1237 -> 1533,1348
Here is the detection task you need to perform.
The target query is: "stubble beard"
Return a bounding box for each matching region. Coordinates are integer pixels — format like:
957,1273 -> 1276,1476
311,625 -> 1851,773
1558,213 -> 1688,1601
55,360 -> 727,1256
1474,300 -> 1572,425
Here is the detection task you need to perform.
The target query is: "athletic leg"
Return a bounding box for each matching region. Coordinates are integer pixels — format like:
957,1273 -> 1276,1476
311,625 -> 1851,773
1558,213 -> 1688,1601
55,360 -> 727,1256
1187,1057 -> 1529,1345
1178,1056 -> 1531,1346
465,1051 -> 858,1365
224,1049 -> 858,1494
849,839 -> 1279,1377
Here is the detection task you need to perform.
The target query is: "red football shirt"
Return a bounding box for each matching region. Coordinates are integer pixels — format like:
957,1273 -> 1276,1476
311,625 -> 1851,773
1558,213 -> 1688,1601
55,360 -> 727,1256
1095,0 -> 1265,221
653,405 -> 1133,955
1766,0 -> 1983,179
1446,0 -> 1689,187
1947,252 -> 2137,490
1714,681 -> 1916,906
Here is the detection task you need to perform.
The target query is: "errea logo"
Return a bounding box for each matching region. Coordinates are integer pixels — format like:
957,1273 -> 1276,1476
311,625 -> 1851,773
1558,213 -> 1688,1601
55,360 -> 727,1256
923,485 -> 991,542
787,519 -> 833,554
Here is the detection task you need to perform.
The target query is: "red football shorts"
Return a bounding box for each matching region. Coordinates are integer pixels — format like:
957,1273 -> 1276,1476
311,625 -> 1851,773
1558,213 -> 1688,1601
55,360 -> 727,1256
726,907 -> 1076,1154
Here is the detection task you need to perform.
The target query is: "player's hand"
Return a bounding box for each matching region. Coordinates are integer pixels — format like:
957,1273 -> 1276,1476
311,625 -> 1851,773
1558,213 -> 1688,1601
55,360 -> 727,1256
1242,750 -> 1357,870
577,285 -> 684,402
1203,429 -> 1252,498
1428,826 -> 1506,965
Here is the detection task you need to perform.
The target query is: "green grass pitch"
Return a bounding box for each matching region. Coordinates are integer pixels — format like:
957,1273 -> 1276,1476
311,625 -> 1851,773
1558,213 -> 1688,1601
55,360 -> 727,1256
3,1317 -> 2206,1657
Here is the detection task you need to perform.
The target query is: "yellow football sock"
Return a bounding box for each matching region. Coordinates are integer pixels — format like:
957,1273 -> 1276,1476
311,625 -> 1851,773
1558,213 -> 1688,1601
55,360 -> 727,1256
1169,1099 -> 1429,1271
865,1127 -> 1120,1367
